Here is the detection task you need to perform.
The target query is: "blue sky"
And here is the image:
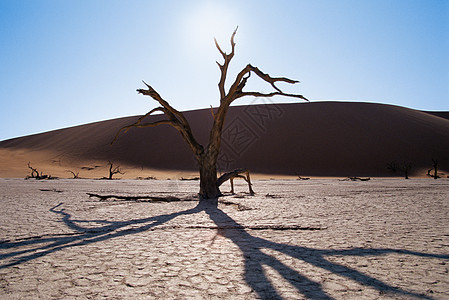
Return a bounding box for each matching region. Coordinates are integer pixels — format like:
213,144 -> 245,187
0,0 -> 448,141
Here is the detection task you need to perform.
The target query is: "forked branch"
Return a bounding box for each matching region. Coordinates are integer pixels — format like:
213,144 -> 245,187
229,64 -> 308,103
215,26 -> 238,100
112,107 -> 166,144
112,82 -> 203,157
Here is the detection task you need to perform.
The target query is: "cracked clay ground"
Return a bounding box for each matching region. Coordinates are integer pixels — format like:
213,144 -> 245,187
0,178 -> 448,299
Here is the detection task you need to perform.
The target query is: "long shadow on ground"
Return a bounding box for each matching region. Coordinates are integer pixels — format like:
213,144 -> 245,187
1,198 -> 447,299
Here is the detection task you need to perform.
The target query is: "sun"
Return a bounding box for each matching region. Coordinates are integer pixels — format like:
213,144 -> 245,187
183,2 -> 239,55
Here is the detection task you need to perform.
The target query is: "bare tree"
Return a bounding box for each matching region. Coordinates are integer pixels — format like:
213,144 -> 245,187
113,28 -> 307,199
27,162 -> 39,179
67,170 -> 80,179
26,162 -> 49,180
387,161 -> 412,179
106,161 -> 124,180
427,158 -> 439,179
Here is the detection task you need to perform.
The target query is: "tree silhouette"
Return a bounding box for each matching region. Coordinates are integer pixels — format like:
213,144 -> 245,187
387,161 -> 412,179
113,28 -> 308,199
105,160 -> 124,180
26,162 -> 49,179
67,170 -> 80,179
427,158 -> 440,179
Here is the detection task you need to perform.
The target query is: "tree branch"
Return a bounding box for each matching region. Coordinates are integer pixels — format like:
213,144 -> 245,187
229,64 -> 299,94
208,35 -> 307,157
250,64 -> 298,91
238,91 -> 308,101
111,107 -> 166,144
215,27 -> 238,100
226,63 -> 308,103
137,81 -> 189,128
114,82 -> 204,157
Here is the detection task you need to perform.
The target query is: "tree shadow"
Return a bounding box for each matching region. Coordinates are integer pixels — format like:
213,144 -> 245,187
1,198 -> 447,299
0,202 -> 204,269
203,199 -> 448,299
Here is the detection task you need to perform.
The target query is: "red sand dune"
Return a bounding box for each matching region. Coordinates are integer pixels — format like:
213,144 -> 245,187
1,102 -> 448,178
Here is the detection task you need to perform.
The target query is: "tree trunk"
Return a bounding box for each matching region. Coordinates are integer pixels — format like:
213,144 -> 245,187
429,159 -> 439,179
198,154 -> 221,200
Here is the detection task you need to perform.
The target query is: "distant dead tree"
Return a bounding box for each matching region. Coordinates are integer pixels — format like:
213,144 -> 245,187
113,27 -> 308,200
67,170 -> 80,179
427,158 -> 440,179
27,162 -> 39,178
387,161 -> 412,179
26,162 -> 49,180
106,160 -> 124,180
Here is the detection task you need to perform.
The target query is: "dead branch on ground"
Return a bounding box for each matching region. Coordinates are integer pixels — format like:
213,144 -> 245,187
86,193 -> 187,202
340,177 -> 371,181
217,168 -> 255,195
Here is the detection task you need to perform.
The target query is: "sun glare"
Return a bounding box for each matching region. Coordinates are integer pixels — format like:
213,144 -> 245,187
183,3 -> 239,55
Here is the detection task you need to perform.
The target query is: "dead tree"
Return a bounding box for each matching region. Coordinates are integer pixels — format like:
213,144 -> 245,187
27,162 -> 39,178
106,161 -> 124,180
387,161 -> 412,179
113,28 -> 308,200
427,158 -> 439,179
67,170 -> 80,179
26,162 -> 48,180
402,162 -> 412,179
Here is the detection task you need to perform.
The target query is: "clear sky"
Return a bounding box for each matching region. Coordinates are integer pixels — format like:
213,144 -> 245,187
1,0 -> 448,141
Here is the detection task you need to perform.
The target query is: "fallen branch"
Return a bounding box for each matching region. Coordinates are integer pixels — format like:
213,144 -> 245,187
218,168 -> 255,195
40,188 -> 63,193
340,177 -> 371,181
86,193 -> 190,202
180,177 -> 200,181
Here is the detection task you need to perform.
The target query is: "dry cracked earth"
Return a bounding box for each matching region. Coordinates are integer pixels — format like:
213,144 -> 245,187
0,178 -> 448,299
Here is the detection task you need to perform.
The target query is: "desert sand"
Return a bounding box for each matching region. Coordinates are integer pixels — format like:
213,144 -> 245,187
0,178 -> 448,299
1,102 -> 448,179
1,102 -> 448,298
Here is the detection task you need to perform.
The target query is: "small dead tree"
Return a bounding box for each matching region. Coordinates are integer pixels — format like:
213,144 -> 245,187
27,162 -> 39,178
427,158 -> 439,179
26,162 -> 48,180
113,28 -> 308,200
67,170 -> 80,179
106,161 -> 124,180
387,161 -> 412,179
